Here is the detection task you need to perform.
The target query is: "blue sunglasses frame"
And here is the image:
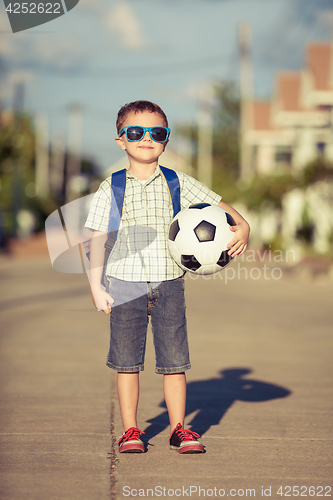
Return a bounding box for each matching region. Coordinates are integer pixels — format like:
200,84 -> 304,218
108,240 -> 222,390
118,126 -> 171,143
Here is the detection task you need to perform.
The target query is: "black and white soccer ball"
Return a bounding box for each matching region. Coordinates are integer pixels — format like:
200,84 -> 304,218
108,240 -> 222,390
168,203 -> 236,275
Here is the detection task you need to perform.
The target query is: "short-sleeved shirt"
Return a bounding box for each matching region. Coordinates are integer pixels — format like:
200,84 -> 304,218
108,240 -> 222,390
85,165 -> 221,282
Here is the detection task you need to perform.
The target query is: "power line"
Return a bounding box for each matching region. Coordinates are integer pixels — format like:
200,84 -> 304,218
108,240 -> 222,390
6,54 -> 231,79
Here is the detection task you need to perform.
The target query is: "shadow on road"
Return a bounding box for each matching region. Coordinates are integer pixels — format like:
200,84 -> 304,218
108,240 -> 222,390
143,368 -> 291,440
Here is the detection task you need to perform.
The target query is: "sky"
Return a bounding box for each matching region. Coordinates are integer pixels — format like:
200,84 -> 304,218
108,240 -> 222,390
0,0 -> 332,171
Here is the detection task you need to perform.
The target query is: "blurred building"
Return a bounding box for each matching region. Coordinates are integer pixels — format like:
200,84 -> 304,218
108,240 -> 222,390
246,40 -> 333,174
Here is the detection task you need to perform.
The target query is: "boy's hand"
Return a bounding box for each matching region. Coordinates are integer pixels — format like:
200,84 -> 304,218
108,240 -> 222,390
91,287 -> 114,315
217,201 -> 250,257
227,220 -> 250,257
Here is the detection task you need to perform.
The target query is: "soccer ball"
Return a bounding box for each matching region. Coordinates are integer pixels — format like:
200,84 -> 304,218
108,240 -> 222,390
168,203 -> 236,275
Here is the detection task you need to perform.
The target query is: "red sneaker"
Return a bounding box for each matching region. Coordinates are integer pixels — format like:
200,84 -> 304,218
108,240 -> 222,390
118,427 -> 145,453
169,423 -> 205,454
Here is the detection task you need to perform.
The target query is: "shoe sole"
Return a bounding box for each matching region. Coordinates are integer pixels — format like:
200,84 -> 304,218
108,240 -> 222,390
119,444 -> 144,453
119,447 -> 144,453
170,444 -> 204,454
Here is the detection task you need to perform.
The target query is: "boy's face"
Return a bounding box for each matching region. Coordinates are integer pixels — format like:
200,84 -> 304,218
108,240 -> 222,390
115,111 -> 168,166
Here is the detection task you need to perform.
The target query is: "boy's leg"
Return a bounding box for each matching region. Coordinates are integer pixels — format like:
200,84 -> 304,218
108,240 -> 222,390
107,279 -> 149,434
163,372 -> 186,432
117,371 -> 145,453
150,278 -> 190,431
150,280 -> 204,453
164,370 -> 205,454
117,371 -> 140,433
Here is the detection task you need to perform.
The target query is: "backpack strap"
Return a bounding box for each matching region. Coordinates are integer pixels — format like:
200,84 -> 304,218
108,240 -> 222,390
160,165 -> 181,216
102,168 -> 127,287
102,166 -> 179,287
107,165 -> 180,236
108,168 -> 127,238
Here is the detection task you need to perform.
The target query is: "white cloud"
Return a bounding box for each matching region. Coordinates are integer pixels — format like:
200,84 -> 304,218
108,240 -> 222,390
0,12 -> 21,57
105,1 -> 147,50
0,6 -> 96,71
316,10 -> 333,31
31,36 -> 87,69
76,0 -> 106,15
0,17 -> 91,73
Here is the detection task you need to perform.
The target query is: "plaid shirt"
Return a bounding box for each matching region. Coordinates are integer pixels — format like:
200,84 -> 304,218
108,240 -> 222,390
85,165 -> 221,282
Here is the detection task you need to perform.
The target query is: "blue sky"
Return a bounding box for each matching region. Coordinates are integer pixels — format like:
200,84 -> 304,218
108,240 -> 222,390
0,0 -> 332,171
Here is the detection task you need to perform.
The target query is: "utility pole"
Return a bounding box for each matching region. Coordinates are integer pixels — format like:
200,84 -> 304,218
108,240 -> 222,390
197,86 -> 213,189
50,134 -> 65,201
330,13 -> 333,88
66,103 -> 83,203
239,23 -> 253,180
35,112 -> 49,197
329,14 -> 333,124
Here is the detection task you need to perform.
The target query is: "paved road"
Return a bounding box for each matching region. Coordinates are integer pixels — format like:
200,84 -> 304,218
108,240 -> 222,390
0,256 -> 111,500
0,255 -> 332,499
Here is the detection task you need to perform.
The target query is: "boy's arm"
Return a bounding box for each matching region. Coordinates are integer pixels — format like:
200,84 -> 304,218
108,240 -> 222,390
89,230 -> 114,315
218,201 -> 250,257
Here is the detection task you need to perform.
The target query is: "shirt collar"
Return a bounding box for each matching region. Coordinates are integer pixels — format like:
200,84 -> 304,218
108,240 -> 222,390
126,164 -> 162,185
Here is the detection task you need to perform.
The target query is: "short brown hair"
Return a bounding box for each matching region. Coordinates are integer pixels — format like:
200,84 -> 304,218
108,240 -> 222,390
116,100 -> 168,134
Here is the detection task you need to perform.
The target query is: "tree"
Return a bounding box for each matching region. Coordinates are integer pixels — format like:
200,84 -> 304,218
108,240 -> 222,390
0,110 -> 36,235
176,82 -> 241,201
213,83 -> 240,176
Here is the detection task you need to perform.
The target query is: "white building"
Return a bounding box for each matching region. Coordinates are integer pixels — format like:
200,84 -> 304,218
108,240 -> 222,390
245,41 -> 333,175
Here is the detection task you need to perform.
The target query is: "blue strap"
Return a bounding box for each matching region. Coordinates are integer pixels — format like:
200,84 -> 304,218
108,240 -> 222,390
108,168 -> 127,237
160,165 -> 181,216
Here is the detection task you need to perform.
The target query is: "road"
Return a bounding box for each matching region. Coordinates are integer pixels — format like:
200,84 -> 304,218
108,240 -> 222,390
0,254 -> 332,499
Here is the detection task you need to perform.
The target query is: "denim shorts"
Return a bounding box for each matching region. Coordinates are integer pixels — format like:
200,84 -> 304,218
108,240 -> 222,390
106,277 -> 191,374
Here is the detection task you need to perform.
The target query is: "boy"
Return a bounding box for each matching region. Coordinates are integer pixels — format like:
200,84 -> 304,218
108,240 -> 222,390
85,100 -> 249,454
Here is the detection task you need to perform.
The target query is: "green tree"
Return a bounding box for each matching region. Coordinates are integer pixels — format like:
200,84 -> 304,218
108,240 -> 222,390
0,110 -> 36,235
213,84 -> 240,171
176,82 -> 241,201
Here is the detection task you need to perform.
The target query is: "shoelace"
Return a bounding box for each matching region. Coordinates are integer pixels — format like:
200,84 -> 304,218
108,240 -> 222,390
173,424 -> 200,442
118,427 -> 145,445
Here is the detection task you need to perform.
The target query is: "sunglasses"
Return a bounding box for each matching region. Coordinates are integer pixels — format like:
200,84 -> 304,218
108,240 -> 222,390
119,126 -> 170,143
